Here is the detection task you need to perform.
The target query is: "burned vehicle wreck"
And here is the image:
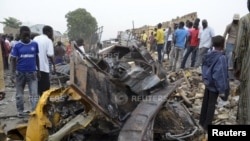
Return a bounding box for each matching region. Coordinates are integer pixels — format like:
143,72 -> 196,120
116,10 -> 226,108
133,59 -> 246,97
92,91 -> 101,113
7,43 -> 203,141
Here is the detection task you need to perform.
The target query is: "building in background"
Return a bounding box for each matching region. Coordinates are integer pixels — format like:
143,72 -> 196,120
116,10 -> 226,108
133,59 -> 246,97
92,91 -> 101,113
29,24 -> 63,43
131,12 -> 197,40
2,24 -> 65,44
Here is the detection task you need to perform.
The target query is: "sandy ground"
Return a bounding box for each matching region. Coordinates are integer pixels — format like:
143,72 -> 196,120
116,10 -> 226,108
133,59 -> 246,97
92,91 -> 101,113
0,71 -> 33,133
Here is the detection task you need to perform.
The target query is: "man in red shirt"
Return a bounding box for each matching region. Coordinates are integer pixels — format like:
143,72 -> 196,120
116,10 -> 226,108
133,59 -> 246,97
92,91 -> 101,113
0,38 -> 5,100
181,22 -> 200,68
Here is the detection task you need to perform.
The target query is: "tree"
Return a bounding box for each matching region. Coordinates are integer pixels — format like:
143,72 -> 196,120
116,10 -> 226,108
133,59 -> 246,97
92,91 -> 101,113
0,17 -> 22,29
65,8 -> 98,43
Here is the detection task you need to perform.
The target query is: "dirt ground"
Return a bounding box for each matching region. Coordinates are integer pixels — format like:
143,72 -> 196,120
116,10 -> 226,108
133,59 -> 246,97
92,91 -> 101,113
0,70 -> 28,132
0,70 -> 60,134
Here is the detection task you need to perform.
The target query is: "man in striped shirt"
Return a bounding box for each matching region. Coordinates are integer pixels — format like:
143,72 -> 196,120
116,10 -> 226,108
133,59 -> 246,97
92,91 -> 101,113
224,13 -> 240,81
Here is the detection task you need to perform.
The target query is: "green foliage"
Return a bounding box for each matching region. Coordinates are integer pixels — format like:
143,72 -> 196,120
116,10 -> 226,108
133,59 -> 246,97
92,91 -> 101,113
65,8 -> 98,43
0,17 -> 22,29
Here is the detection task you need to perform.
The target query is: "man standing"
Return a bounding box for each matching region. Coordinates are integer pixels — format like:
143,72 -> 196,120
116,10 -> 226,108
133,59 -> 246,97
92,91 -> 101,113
172,21 -> 189,71
1,34 -> 11,70
75,38 -> 85,58
168,23 -> 178,71
199,35 -> 229,132
163,28 -> 169,53
10,26 -> 40,117
156,23 -> 164,63
54,41 -> 66,65
148,31 -> 155,52
223,13 -> 240,81
141,30 -> 148,48
0,38 -> 5,100
164,27 -> 173,60
195,20 -> 215,67
33,25 -> 55,96
233,0 -> 250,124
181,22 -> 199,68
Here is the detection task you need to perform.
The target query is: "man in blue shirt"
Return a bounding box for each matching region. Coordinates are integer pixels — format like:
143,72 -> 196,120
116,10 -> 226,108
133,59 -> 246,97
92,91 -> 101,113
173,21 -> 189,71
10,26 -> 40,117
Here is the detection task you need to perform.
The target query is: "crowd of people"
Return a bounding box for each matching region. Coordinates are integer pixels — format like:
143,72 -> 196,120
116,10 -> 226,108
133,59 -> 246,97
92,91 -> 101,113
137,0 -> 250,135
0,25 -> 85,117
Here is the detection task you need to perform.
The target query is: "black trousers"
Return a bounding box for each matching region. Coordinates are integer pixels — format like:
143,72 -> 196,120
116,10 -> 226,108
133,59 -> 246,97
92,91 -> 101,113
181,46 -> 197,68
199,87 -> 219,131
38,71 -> 50,96
166,41 -> 172,55
4,56 -> 9,70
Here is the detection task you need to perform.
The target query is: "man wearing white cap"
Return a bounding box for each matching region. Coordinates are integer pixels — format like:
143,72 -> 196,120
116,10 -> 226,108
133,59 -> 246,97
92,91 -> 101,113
223,13 -> 240,81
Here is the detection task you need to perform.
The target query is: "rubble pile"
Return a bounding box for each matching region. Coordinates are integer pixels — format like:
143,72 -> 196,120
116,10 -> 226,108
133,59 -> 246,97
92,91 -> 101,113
0,46 -> 241,141
165,67 -> 240,126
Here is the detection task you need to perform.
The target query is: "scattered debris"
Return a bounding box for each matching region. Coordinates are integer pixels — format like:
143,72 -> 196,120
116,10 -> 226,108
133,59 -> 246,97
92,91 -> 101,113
1,42 -> 240,141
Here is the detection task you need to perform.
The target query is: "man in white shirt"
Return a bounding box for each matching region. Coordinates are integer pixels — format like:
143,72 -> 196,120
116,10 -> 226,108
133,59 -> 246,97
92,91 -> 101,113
195,19 -> 215,67
33,25 -> 55,96
75,38 -> 85,59
165,27 -> 173,60
162,27 -> 170,59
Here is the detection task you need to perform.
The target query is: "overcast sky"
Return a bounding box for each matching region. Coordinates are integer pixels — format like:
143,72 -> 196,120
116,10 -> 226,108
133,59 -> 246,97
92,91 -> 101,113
0,0 -> 249,41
